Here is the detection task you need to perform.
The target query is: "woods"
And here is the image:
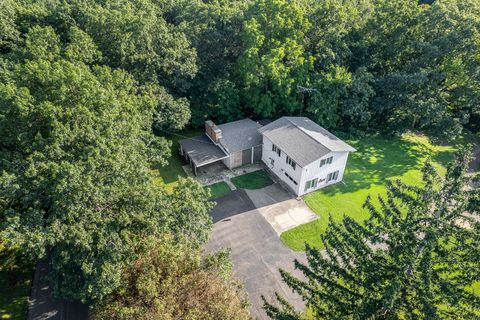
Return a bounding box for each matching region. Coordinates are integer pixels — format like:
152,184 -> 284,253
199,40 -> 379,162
0,0 -> 479,319
2,0 -> 478,138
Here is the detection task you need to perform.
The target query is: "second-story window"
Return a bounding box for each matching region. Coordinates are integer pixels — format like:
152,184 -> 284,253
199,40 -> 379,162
286,155 -> 296,170
320,156 -> 333,167
272,144 -> 281,157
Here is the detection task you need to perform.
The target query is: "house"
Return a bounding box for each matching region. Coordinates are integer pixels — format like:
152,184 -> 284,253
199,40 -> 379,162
258,117 -> 356,196
179,116 -> 355,196
179,119 -> 263,175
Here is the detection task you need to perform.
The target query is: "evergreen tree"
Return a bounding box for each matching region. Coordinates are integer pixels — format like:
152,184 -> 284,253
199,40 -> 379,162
264,148 -> 480,319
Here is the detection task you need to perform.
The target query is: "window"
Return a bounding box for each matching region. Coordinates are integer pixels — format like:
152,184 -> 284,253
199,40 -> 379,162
284,172 -> 298,185
272,144 -> 281,157
286,156 -> 296,170
327,170 -> 339,182
320,156 -> 333,167
304,178 -> 318,192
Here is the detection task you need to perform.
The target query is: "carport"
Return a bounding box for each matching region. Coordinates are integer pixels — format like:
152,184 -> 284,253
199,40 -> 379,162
179,135 -> 229,176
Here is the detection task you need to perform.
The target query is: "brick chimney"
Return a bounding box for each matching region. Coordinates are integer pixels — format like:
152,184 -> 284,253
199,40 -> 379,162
205,120 -> 222,143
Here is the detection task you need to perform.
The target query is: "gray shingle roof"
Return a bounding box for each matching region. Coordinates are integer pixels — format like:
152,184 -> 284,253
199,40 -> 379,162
179,135 -> 228,167
218,119 -> 263,153
258,117 -> 356,167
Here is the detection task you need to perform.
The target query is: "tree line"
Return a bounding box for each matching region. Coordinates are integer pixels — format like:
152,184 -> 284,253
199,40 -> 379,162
3,0 -> 479,139
1,0 -> 479,319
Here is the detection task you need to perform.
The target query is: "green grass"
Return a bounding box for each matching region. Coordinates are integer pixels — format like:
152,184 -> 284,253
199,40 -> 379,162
231,170 -> 274,190
281,133 -> 475,251
205,181 -> 232,199
151,128 -> 203,193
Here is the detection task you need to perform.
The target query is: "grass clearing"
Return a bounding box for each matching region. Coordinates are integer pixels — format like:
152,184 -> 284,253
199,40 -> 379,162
151,129 -> 203,193
205,181 -> 232,199
281,133 -> 474,251
231,170 -> 274,190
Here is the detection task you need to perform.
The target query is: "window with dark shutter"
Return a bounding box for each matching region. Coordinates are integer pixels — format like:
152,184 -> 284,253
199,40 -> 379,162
320,156 -> 333,167
286,156 -> 296,170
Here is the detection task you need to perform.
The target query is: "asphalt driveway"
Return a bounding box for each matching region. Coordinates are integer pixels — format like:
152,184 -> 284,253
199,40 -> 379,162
206,185 -> 308,319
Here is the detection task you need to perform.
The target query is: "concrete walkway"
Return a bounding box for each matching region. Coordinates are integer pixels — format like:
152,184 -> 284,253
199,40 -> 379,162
183,162 -> 264,186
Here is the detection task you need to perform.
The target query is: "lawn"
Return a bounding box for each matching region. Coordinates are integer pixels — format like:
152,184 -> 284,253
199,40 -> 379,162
231,170 -> 274,190
205,181 -> 232,199
151,128 -> 203,192
281,133 -> 474,251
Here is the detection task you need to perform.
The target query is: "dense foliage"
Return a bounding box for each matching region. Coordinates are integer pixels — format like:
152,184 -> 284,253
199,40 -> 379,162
0,20 -> 213,302
264,149 -> 480,319
91,236 -> 251,320
2,0 -> 478,137
1,0 -> 479,315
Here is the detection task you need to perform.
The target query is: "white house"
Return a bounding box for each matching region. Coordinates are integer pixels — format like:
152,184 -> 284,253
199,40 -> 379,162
179,116 -> 355,196
258,117 -> 356,196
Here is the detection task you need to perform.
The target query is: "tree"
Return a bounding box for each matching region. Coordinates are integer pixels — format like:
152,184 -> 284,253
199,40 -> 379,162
180,0 -> 249,125
237,0 -> 313,118
264,148 -> 480,319
0,0 -> 20,53
0,25 -> 212,302
358,0 -> 480,139
91,235 -> 252,320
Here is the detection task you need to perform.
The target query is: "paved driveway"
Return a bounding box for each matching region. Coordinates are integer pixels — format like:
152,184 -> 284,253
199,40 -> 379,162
206,185 -> 309,319
28,260 -> 88,320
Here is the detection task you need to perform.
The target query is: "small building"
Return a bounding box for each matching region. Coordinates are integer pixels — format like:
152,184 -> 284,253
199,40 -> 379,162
179,119 -> 263,175
259,117 -> 356,196
179,116 -> 355,196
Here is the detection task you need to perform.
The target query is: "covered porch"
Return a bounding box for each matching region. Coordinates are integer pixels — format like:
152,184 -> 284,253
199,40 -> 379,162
179,135 -> 229,176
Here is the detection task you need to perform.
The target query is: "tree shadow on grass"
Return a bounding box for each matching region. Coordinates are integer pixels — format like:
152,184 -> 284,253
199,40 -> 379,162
153,129 -> 203,185
321,135 -> 456,195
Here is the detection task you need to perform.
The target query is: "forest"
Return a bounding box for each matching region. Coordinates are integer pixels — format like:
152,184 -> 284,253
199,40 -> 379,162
0,0 -> 479,319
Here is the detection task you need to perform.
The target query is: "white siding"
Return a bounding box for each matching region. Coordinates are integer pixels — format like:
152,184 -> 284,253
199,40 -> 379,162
261,136 -> 351,196
261,136 -> 302,194
298,151 -> 350,196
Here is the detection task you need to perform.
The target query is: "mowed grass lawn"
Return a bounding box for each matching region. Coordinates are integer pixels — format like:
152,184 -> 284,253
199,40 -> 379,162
205,181 -> 232,199
281,133 -> 474,251
151,129 -> 203,192
231,170 -> 274,190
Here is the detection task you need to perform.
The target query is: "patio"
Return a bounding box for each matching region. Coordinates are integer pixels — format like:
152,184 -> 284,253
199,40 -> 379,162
182,162 -> 265,187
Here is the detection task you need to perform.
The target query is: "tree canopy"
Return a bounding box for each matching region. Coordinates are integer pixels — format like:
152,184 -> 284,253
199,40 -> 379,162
264,149 -> 480,319
0,23 -> 212,302
91,235 -> 251,320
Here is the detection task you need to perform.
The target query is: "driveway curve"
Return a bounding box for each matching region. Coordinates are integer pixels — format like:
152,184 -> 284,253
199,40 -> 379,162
206,186 -> 307,319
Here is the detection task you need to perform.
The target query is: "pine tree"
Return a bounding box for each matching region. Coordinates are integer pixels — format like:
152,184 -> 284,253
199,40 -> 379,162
264,148 -> 480,319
